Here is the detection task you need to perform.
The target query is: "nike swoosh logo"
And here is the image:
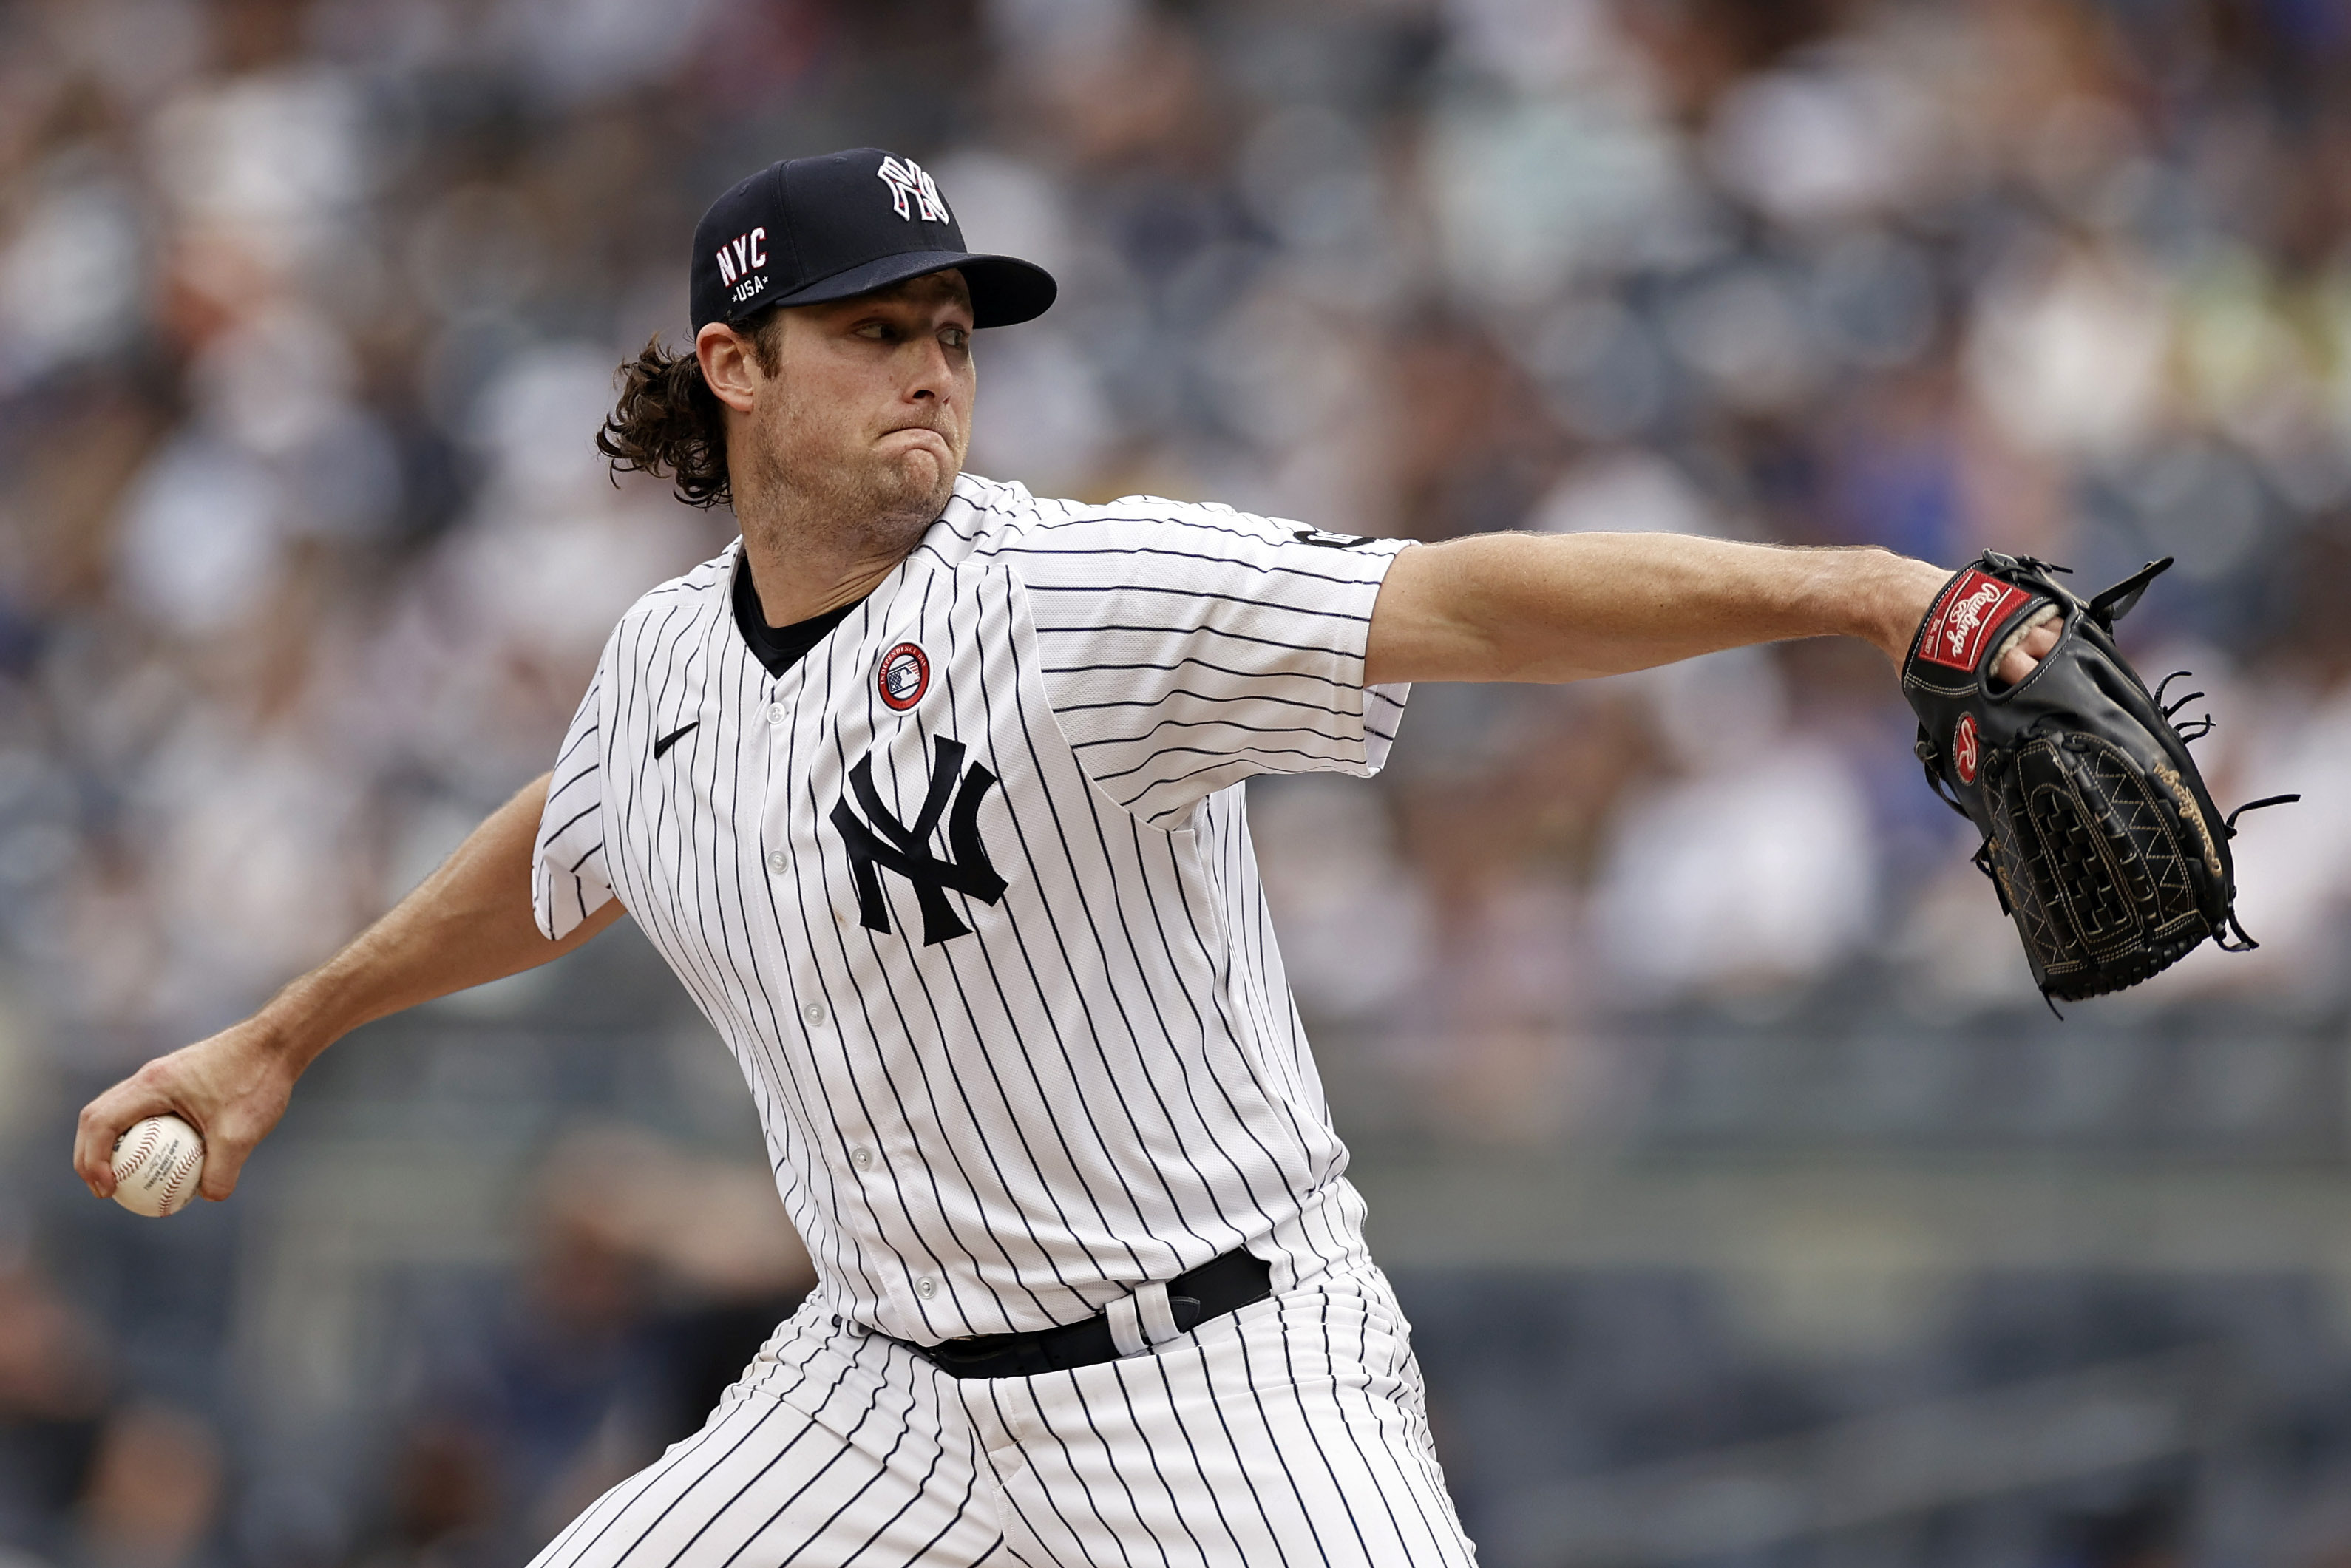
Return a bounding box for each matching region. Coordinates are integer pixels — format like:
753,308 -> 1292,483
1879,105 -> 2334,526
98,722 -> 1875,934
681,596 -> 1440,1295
653,722 -> 700,760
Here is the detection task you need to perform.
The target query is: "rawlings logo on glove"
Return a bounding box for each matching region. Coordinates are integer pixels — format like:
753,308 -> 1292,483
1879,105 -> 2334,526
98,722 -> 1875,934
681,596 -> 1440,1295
1902,551 -> 2296,1006
1919,571 -> 2032,671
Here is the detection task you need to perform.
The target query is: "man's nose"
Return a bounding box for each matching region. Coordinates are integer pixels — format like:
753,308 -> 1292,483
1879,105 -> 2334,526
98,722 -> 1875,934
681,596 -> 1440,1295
906,336 -> 955,401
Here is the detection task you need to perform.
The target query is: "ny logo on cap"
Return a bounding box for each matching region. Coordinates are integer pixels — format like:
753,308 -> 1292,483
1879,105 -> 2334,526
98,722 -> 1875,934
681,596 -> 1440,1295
877,156 -> 950,223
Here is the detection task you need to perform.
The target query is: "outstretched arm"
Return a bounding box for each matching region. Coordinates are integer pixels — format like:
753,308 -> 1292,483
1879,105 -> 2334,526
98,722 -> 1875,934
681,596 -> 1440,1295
73,773 -> 627,1202
1363,532 -> 2050,688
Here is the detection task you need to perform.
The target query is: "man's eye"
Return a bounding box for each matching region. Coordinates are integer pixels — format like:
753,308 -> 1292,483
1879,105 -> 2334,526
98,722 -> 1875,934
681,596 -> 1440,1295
942,328 -> 968,350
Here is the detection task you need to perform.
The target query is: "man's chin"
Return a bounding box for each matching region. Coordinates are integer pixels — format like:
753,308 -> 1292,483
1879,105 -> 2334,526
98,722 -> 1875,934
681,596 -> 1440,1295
880,449 -> 960,517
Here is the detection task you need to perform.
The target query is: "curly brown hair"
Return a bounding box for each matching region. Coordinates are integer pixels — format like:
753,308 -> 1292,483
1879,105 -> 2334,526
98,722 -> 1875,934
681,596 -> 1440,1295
597,308 -> 784,509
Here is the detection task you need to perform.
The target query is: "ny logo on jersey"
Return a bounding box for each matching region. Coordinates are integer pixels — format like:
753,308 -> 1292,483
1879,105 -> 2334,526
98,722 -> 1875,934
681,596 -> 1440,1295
876,156 -> 950,223
830,735 -> 1005,945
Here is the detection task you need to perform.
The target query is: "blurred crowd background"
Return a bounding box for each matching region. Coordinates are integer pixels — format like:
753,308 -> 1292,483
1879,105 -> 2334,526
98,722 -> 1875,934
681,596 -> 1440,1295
4,0 -> 2351,1564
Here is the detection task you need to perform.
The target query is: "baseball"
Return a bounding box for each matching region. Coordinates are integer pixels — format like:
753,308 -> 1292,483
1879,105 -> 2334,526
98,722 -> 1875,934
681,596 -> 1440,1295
110,1114 -> 206,1218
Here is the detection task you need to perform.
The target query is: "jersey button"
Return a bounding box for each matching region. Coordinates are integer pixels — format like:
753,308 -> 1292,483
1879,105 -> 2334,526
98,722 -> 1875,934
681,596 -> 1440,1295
767,850 -> 789,876
765,703 -> 787,726
915,1277 -> 937,1300
803,999 -> 827,1027
851,1147 -> 874,1171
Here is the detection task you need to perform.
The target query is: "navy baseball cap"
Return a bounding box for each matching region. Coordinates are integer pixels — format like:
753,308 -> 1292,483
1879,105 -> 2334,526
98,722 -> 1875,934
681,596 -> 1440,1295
690,149 -> 1056,332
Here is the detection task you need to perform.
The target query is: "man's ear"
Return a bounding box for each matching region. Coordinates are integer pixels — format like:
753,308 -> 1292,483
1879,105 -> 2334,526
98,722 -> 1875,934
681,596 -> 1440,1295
697,322 -> 763,414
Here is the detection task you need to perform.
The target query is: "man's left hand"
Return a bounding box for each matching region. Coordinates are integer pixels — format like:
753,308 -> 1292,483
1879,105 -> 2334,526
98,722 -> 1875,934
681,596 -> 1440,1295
1993,610 -> 2062,685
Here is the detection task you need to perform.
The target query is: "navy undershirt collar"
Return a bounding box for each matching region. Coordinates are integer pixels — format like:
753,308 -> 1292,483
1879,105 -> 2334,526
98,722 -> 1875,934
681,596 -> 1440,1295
732,552 -> 862,678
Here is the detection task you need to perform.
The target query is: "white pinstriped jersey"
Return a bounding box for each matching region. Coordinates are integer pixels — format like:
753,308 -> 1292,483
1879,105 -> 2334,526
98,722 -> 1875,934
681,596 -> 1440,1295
532,472 -> 1411,1345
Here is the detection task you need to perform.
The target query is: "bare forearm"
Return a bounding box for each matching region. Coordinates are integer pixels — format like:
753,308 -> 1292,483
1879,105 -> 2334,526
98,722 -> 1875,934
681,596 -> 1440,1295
257,773 -> 619,1067
76,772 -> 624,1200
1364,532 -> 1950,687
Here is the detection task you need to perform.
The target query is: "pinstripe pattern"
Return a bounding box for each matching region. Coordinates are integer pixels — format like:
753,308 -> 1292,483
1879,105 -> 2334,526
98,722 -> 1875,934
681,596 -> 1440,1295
532,474 -> 1414,1345
526,472 -> 1470,1561
528,1266 -> 1474,1568
526,1298 -> 1003,1568
979,1262 -> 1472,1567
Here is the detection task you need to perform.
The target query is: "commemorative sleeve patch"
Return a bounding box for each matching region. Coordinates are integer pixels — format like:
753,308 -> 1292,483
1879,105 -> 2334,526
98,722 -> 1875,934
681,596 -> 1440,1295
878,642 -> 931,710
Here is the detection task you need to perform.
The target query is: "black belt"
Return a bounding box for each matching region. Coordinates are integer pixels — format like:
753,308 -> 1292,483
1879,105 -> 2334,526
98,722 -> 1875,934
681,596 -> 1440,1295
902,1249 -> 1272,1379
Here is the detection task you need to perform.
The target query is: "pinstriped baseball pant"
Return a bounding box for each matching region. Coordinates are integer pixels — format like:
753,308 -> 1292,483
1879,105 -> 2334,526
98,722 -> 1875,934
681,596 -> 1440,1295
526,1262 -> 1478,1567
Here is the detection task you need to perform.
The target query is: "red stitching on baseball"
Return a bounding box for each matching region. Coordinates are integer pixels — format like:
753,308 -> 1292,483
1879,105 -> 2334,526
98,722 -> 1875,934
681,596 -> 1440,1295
117,1124 -> 161,1181
157,1144 -> 200,1213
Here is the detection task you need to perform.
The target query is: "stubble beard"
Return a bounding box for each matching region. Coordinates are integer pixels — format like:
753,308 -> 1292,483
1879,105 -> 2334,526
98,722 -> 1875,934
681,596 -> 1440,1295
738,400 -> 960,570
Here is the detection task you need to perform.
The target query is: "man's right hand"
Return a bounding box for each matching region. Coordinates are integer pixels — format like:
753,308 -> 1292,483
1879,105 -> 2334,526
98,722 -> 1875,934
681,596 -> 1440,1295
67,773 -> 624,1208
75,1019 -> 302,1203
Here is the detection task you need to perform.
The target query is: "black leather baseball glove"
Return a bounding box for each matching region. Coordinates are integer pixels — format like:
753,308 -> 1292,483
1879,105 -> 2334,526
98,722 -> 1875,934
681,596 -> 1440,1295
1902,551 -> 2295,1005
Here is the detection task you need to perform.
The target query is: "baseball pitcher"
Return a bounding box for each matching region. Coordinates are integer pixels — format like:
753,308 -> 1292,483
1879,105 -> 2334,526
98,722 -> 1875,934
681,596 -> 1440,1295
78,149 -> 2072,1567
